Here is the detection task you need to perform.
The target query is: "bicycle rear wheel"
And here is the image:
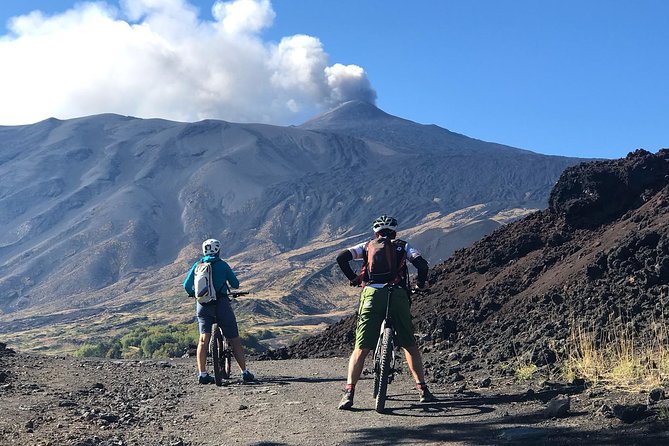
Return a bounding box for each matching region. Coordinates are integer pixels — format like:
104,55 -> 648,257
209,324 -> 224,386
221,337 -> 233,379
375,327 -> 394,413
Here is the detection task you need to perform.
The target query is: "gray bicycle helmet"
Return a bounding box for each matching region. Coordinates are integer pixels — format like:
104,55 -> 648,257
372,215 -> 398,233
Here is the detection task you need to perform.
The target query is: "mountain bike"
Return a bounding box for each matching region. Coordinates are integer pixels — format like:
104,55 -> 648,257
209,291 -> 249,386
371,285 -> 400,413
372,286 -> 426,413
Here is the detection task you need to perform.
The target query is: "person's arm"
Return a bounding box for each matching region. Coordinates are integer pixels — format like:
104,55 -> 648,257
183,262 -> 198,297
226,263 -> 240,290
404,241 -> 429,288
409,255 -> 429,288
336,249 -> 359,283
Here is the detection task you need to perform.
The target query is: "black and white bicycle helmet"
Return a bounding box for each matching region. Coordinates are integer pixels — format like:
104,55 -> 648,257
202,238 -> 221,256
372,215 -> 398,233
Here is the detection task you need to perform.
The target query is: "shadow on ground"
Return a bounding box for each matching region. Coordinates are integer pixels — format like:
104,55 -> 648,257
346,419 -> 669,445
258,375 -> 346,385
347,388 -> 669,445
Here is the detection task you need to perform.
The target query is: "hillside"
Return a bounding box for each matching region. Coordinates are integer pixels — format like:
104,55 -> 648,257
286,149 -> 669,383
0,102 -> 585,352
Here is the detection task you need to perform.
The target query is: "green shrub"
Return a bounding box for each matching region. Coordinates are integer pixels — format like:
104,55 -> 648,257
76,323 -> 198,359
122,346 -> 142,360
75,339 -> 122,358
120,327 -> 148,349
75,343 -> 106,358
74,322 -> 270,359
105,342 -> 122,359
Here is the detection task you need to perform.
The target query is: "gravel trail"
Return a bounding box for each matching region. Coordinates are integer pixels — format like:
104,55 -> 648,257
1,346 -> 668,445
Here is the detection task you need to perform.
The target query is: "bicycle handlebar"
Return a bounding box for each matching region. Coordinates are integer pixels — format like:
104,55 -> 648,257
347,283 -> 431,294
229,291 -> 250,298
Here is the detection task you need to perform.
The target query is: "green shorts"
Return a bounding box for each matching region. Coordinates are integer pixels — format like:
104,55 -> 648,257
354,286 -> 416,350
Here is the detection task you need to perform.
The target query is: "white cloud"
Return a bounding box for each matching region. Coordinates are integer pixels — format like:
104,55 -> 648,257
0,0 -> 376,125
212,0 -> 274,35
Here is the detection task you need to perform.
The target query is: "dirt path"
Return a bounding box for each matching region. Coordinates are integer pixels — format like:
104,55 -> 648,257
1,350 -> 668,445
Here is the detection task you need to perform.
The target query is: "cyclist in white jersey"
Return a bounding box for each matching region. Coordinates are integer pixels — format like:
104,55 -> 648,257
335,215 -> 437,409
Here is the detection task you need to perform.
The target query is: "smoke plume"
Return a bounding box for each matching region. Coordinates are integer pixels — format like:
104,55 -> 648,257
0,0 -> 377,125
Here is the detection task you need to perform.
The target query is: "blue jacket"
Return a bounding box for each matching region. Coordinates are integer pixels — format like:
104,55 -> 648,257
183,255 -> 239,297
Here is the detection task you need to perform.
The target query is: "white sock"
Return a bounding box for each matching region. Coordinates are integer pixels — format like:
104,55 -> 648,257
199,372 -> 208,377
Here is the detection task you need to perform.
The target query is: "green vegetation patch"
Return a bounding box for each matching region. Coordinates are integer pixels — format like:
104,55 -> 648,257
75,323 -> 267,359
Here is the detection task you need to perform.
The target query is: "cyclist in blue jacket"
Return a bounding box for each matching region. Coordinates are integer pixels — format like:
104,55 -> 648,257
184,238 -> 254,384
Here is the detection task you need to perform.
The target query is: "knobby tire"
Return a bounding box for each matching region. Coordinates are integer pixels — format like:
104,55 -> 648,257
375,327 -> 394,413
373,338 -> 383,398
222,337 -> 233,379
209,323 -> 224,386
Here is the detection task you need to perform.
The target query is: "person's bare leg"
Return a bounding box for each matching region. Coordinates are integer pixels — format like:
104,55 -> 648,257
338,347 -> 371,409
403,344 -> 437,402
402,344 -> 426,383
228,336 -> 247,371
347,348 -> 371,384
196,333 -> 212,373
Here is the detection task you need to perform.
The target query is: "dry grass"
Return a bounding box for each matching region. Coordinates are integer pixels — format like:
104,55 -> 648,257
511,344 -> 540,382
515,363 -> 539,381
562,314 -> 669,390
659,406 -> 669,421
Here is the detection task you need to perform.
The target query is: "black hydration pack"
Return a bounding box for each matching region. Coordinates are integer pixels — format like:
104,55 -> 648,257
362,237 -> 407,285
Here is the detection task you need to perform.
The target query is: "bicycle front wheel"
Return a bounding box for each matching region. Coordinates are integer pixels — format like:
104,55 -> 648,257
209,324 -> 224,386
372,336 -> 384,398
375,327 -> 394,413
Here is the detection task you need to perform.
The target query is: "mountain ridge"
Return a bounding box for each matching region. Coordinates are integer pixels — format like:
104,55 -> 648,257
0,103 -> 587,352
301,100 -> 538,157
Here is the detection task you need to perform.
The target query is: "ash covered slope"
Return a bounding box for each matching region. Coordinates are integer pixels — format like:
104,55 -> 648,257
0,115 -> 371,312
286,149 -> 669,380
302,101 -> 569,217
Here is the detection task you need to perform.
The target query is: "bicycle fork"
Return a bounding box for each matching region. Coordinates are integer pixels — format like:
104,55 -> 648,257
376,288 -> 398,384
381,320 -> 398,385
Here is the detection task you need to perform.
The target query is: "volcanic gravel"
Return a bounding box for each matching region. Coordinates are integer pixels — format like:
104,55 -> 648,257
3,342 -> 669,445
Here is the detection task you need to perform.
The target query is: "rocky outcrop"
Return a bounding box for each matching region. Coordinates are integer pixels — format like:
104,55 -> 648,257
549,149 -> 669,228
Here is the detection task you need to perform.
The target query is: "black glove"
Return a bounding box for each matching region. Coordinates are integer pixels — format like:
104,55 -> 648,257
349,276 -> 361,287
416,280 -> 430,290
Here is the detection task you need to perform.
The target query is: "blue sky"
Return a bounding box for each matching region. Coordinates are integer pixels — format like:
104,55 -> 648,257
1,1 -> 667,159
